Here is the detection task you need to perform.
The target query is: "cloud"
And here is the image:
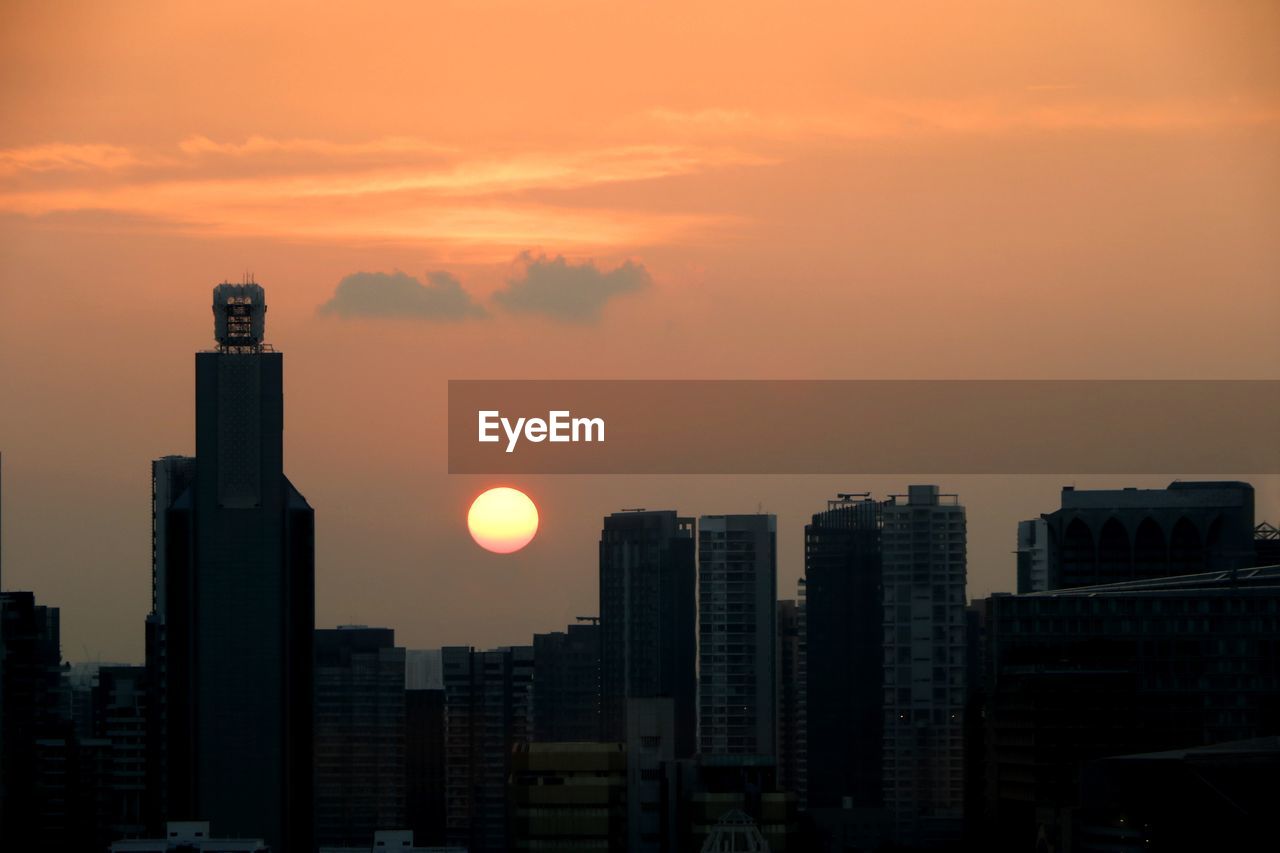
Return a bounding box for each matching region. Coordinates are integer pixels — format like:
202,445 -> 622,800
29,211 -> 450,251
0,142 -> 138,176
493,253 -> 651,323
0,137 -> 744,253
319,270 -> 487,320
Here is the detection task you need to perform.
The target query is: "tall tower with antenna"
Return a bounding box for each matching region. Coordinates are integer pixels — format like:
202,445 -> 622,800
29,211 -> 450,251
153,281 -> 313,852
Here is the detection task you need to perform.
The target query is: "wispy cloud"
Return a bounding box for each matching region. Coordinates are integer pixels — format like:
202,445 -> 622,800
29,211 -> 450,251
0,136 -> 755,252
0,143 -> 139,176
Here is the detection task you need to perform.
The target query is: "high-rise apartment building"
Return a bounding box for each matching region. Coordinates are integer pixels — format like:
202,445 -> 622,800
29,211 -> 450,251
151,283 -> 313,852
532,621 -> 601,743
314,627 -> 406,846
442,645 -> 534,853
598,510 -> 696,759
698,514 -> 776,758
881,485 -> 967,846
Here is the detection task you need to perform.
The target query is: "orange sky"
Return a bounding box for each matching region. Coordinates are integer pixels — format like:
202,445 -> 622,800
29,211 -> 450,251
1,1 -> 1277,662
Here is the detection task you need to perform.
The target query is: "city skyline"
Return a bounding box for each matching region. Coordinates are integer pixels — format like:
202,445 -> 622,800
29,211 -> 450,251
2,3 -> 1278,850
3,309 -> 1276,848
3,1 -> 1279,663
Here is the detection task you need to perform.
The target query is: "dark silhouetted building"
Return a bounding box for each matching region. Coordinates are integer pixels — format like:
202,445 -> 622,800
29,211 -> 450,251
775,595 -> 805,806
404,687 -> 446,847
599,510 -> 696,759
145,454 -> 196,832
804,487 -> 968,849
983,565 -> 1280,851
509,742 -> 627,852
1040,481 -> 1259,590
1073,738 -> 1278,852
625,697 -> 680,853
532,621 -> 600,743
803,495 -> 883,813
93,665 -> 149,840
1,591 -> 67,846
442,645 -> 533,853
314,626 -> 406,846
152,283 -> 314,852
698,514 -> 777,760
0,592 -> 118,848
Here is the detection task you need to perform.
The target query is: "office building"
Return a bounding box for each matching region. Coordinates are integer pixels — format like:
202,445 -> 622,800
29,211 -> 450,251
698,514 -> 776,758
314,627 -> 407,846
599,510 -> 697,758
1040,481 -> 1258,589
532,621 -> 601,743
509,742 -> 627,852
983,565 -> 1280,851
152,283 -> 314,852
442,645 -> 534,853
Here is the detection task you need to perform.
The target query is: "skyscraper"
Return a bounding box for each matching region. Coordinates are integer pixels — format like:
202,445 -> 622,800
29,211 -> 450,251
698,513 -> 777,758
881,485 -> 967,846
803,488 -> 968,847
598,510 -> 696,759
152,283 -> 313,852
314,626 -> 406,846
803,495 -> 883,812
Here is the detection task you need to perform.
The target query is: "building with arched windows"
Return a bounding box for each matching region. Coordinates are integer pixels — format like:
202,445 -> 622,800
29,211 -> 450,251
1034,481 -> 1260,590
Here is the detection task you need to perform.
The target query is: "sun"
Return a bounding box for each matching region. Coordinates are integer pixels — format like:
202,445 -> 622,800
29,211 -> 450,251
467,486 -> 539,554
